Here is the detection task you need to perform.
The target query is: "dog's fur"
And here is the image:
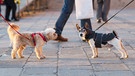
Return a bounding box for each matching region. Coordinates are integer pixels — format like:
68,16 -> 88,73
7,23 -> 58,59
76,23 -> 128,59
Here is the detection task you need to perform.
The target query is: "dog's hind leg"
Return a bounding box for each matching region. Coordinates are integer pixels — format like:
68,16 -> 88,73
109,38 -> 126,59
115,39 -> 128,59
17,45 -> 26,58
120,40 -> 128,58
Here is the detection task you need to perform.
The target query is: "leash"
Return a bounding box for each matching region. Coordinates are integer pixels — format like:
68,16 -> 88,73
0,14 -> 30,40
95,0 -> 134,31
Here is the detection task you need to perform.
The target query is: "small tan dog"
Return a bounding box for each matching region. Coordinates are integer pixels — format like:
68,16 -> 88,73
7,23 -> 58,59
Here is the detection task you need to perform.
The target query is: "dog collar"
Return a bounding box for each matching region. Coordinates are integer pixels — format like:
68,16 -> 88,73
31,33 -> 48,46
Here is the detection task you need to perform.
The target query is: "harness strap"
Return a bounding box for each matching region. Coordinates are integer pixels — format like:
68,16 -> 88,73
31,33 -> 47,46
31,33 -> 36,46
38,33 -> 47,42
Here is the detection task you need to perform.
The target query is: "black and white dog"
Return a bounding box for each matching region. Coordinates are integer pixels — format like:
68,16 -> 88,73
76,23 -> 128,59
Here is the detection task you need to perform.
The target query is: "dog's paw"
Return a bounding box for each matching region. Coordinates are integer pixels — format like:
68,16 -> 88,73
120,56 -> 125,59
19,56 -> 24,58
12,57 -> 16,59
91,55 -> 98,58
41,56 -> 46,59
37,57 -> 45,60
120,55 -> 128,59
37,57 -> 41,60
120,57 -> 124,59
108,48 -> 111,51
125,55 -> 128,58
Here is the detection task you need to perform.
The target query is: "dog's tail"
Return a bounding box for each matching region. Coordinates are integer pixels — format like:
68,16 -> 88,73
7,23 -> 20,32
7,23 -> 20,36
113,30 -> 119,39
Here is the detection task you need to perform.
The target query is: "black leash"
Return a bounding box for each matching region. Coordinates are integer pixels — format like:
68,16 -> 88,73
95,0 -> 134,31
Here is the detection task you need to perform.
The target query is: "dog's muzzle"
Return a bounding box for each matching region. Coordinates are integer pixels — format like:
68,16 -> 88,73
80,33 -> 83,37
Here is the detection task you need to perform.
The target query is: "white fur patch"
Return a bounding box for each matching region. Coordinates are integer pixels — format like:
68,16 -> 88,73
44,28 -> 55,34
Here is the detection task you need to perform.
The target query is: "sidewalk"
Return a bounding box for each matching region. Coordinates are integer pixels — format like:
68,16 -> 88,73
0,9 -> 135,76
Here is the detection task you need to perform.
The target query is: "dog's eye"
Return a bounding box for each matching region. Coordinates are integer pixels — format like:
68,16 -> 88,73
79,29 -> 86,32
79,30 -> 81,32
53,33 -> 57,36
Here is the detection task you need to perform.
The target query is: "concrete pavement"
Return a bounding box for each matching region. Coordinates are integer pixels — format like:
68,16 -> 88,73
0,9 -> 135,76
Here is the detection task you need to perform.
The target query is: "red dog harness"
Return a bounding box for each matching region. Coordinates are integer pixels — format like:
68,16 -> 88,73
31,33 -> 47,46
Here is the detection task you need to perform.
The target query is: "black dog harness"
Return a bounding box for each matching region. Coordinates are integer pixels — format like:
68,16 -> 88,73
94,32 -> 116,48
31,33 -> 47,46
85,31 -> 117,48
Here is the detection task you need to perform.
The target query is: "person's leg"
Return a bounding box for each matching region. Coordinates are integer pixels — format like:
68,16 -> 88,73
0,5 -> 1,13
11,3 -> 18,21
55,0 -> 74,41
5,5 -> 11,21
81,19 -> 92,30
96,0 -> 103,23
55,0 -> 74,35
96,0 -> 103,19
102,0 -> 110,21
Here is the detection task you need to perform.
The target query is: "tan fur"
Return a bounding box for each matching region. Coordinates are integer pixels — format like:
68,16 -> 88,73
7,23 -> 20,47
7,23 -> 58,59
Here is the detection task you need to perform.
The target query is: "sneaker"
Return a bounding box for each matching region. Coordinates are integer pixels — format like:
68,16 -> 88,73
97,19 -> 101,23
55,35 -> 68,42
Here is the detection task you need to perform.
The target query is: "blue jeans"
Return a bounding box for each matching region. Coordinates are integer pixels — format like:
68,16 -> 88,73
55,0 -> 92,35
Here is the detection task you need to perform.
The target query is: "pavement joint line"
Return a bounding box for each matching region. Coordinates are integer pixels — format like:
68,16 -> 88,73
81,44 -> 96,76
0,47 -> 11,57
19,47 -> 34,76
43,17 -> 50,31
119,55 -> 135,76
55,42 -> 61,76
103,47 -> 134,74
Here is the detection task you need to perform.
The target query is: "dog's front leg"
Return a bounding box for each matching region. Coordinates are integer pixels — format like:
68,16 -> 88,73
95,48 -> 98,57
35,47 -> 42,59
88,39 -> 98,58
39,46 -> 46,59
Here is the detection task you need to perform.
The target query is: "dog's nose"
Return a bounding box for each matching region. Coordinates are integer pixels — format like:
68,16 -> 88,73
80,34 -> 83,37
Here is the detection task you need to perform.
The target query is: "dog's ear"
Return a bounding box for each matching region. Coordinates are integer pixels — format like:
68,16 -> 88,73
85,22 -> 89,29
76,24 -> 80,31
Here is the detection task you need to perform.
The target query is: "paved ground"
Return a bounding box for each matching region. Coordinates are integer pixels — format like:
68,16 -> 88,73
0,8 -> 135,76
